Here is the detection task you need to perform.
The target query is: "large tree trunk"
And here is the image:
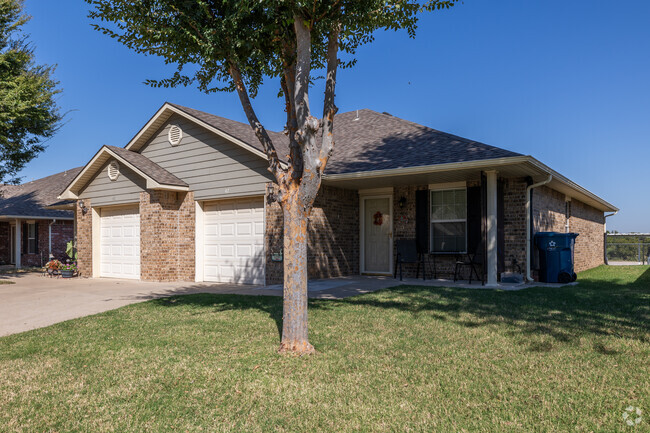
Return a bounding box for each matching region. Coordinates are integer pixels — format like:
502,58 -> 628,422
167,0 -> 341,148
230,17 -> 339,355
278,194 -> 314,354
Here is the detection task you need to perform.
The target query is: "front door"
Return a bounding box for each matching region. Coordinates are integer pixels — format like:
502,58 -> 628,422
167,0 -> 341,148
362,196 -> 392,274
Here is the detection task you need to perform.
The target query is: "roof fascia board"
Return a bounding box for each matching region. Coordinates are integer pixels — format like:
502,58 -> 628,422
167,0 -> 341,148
323,156 -> 532,181
525,156 -> 618,212
122,102 -> 172,153
59,190 -> 79,200
0,215 -> 74,221
125,103 -> 287,169
148,184 -> 190,192
58,145 -> 112,199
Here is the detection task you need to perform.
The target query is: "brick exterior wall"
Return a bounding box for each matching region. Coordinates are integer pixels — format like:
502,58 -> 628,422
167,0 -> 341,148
265,184 -> 359,285
0,220 -> 74,267
140,190 -> 195,282
532,185 -> 605,273
533,186 -> 567,233
76,199 -> 93,277
70,178 -> 605,283
569,199 -> 605,272
503,178 -> 528,273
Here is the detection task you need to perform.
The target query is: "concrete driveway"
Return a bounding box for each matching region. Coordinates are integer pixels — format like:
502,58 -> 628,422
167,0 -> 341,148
0,273 -> 389,337
0,273 -> 263,337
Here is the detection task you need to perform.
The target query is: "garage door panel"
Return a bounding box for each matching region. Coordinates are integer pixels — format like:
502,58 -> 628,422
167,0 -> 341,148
101,206 -> 140,280
203,198 -> 264,284
219,244 -> 235,257
220,223 -> 235,236
236,222 -> 252,236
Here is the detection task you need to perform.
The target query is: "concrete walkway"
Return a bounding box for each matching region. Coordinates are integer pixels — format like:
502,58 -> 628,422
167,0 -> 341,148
0,273 -> 566,337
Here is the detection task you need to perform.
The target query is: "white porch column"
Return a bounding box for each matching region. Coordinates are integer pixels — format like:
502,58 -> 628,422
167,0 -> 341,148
14,219 -> 21,268
485,171 -> 498,287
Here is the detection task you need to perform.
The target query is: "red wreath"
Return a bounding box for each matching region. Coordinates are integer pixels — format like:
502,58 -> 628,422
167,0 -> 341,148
373,211 -> 383,226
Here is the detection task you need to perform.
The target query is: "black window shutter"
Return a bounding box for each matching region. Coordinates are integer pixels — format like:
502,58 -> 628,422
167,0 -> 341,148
466,186 -> 482,254
415,189 -> 429,253
22,224 -> 27,253
497,180 -> 505,273
34,222 -> 39,254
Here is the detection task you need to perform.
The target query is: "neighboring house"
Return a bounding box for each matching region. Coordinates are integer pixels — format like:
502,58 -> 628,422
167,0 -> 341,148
0,168 -> 81,267
59,103 -> 617,285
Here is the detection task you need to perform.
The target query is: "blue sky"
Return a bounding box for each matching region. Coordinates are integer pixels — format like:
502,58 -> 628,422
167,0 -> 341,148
20,0 -> 650,232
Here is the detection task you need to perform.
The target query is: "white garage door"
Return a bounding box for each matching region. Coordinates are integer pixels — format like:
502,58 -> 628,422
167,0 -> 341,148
100,206 -> 141,279
204,197 -> 265,284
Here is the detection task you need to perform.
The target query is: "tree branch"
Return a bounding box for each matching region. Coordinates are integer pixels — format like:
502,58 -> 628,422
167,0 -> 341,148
281,69 -> 302,183
228,62 -> 285,184
293,16 -> 312,130
319,24 -> 340,174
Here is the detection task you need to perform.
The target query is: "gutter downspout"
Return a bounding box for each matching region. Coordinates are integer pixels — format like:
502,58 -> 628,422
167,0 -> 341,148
526,175 -> 552,282
49,219 -> 56,259
603,211 -> 618,265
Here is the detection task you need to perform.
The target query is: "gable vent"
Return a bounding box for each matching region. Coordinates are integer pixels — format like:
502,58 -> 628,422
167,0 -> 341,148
107,161 -> 120,181
168,124 -> 183,146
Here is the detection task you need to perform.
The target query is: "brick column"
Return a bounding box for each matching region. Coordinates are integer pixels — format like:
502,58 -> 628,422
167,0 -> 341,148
76,199 -> 93,277
140,190 -> 195,282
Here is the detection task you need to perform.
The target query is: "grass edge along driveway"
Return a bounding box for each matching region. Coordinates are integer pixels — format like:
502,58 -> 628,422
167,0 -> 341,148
1,265 -> 648,432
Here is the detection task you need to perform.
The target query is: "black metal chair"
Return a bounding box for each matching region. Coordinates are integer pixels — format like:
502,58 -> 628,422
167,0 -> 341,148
453,244 -> 485,285
394,239 -> 426,281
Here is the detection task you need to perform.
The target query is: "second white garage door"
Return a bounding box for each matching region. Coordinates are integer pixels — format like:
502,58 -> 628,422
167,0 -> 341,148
100,206 -> 141,279
204,197 -> 265,284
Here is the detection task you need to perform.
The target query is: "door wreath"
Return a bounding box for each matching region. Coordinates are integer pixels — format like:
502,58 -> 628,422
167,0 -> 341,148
373,211 -> 383,226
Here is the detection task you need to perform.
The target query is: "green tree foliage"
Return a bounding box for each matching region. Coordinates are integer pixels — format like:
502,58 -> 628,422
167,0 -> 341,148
0,0 -> 62,185
86,0 -> 459,353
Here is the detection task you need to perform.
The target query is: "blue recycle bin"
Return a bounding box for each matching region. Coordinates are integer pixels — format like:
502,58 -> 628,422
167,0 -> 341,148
534,232 -> 579,283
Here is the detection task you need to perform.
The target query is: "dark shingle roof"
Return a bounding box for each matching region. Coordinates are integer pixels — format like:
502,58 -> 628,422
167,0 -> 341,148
326,110 -> 522,174
0,168 -> 83,219
169,104 -> 520,175
106,146 -> 188,187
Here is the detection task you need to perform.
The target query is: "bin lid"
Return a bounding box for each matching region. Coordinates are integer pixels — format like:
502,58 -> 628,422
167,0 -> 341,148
535,232 -> 579,238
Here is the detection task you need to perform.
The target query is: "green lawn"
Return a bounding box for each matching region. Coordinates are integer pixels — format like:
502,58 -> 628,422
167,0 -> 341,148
1,266 -> 648,432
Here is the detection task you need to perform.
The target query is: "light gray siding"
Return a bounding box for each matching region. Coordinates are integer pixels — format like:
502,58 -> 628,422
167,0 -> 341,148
79,160 -> 145,206
140,114 -> 273,201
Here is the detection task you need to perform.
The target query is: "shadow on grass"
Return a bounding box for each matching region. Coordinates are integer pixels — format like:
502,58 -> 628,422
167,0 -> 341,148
150,266 -> 649,347
336,266 -> 650,346
151,293 -> 285,338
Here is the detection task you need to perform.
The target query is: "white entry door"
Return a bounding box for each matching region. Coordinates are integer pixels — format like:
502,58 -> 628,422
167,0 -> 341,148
203,197 -> 265,284
100,206 -> 141,279
362,196 -> 392,274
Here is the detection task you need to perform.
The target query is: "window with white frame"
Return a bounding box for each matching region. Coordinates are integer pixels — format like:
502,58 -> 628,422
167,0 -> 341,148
430,188 -> 467,253
27,223 -> 37,254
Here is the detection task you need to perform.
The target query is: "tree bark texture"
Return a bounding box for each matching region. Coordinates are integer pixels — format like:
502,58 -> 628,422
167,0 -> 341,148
278,193 -> 313,354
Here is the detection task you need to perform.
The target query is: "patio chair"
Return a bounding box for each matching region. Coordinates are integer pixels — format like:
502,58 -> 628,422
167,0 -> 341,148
394,239 -> 426,281
453,243 -> 485,285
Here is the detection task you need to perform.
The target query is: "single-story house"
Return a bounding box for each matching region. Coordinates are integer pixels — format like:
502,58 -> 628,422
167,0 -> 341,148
0,168 -> 81,267
58,103 -> 617,285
